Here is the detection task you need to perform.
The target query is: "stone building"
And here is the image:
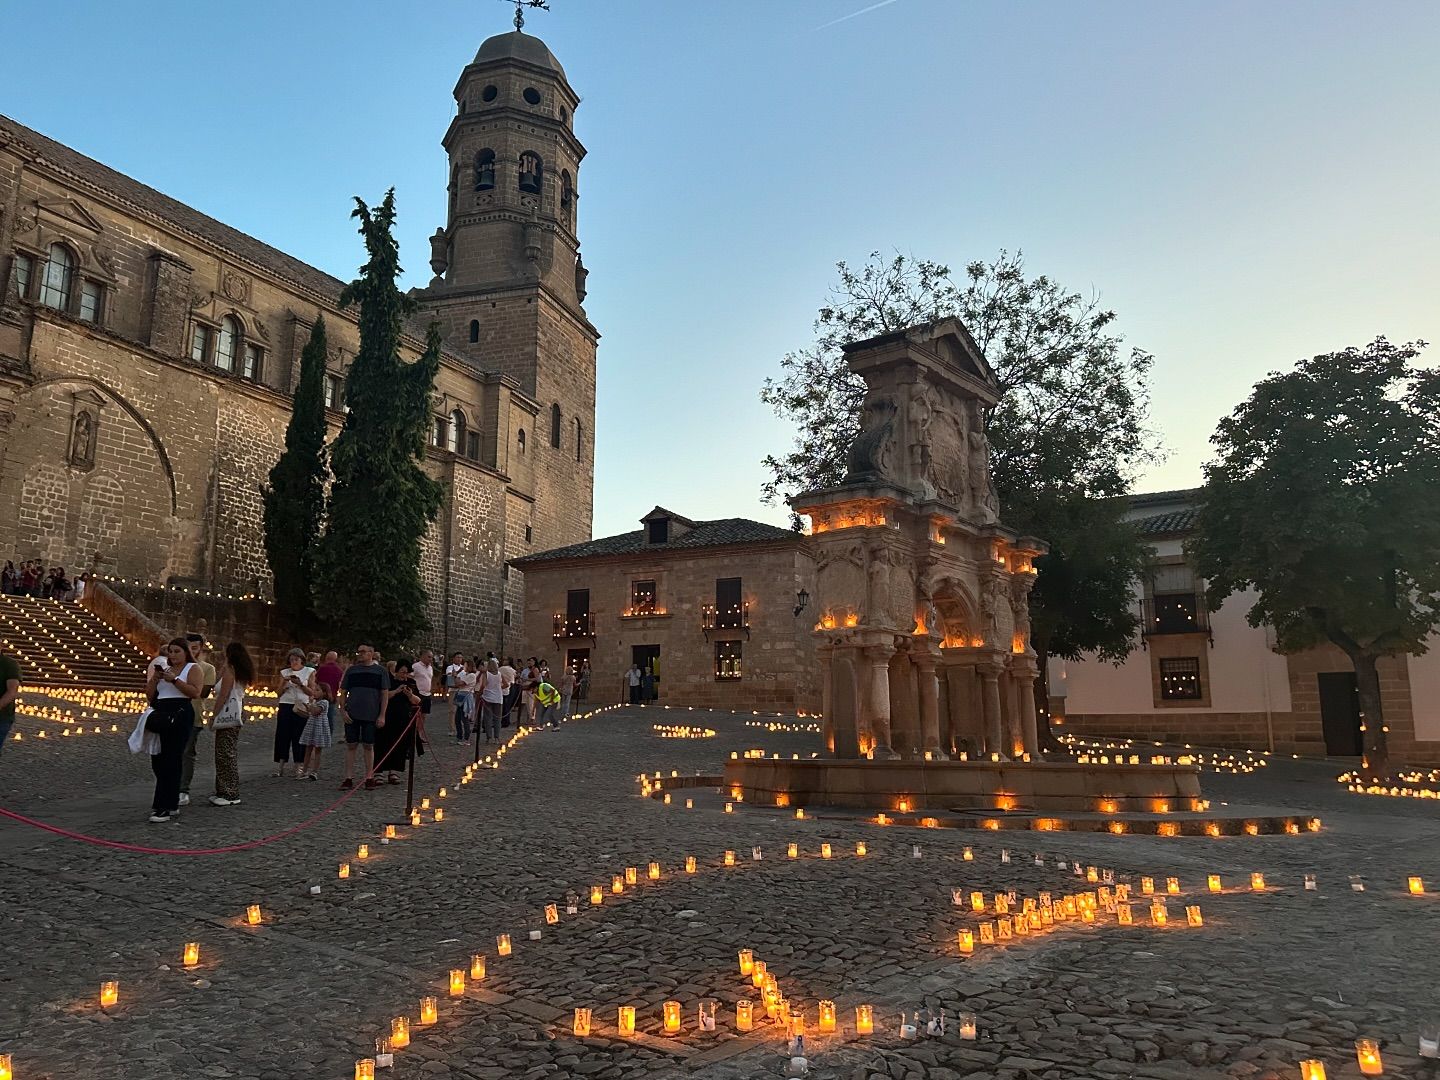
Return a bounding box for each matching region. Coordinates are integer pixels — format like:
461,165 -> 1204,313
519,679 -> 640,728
510,507 -> 820,710
1051,487 -> 1440,763
0,27 -> 595,655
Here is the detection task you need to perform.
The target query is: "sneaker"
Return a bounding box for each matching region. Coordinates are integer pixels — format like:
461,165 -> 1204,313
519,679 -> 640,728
209,796 -> 232,806
148,811 -> 172,823
178,793 -> 190,806
364,778 -> 379,790
306,773 -> 318,782
339,778 -> 354,790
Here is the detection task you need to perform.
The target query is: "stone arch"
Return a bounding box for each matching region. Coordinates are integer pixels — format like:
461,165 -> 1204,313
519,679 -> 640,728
931,575 -> 979,647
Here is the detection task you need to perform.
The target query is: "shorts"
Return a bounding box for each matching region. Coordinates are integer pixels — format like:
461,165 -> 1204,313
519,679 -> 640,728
345,719 -> 377,746
420,694 -> 433,715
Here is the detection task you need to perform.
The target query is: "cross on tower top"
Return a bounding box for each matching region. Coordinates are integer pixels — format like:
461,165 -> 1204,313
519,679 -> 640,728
500,0 -> 550,31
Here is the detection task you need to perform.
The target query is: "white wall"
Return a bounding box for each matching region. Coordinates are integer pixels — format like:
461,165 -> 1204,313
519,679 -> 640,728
1409,636 -> 1440,742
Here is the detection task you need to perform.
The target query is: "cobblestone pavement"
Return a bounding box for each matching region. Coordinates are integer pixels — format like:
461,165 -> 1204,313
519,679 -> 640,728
1,702 -> 1439,1080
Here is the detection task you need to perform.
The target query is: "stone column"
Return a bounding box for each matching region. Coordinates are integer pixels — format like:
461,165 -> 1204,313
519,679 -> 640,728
831,650 -> 861,759
818,649 -> 835,755
1005,673 -> 1025,758
1015,669 -> 1040,759
864,645 -> 898,759
943,663 -> 978,757
915,654 -> 944,759
890,654 -> 920,758
980,665 -> 1006,760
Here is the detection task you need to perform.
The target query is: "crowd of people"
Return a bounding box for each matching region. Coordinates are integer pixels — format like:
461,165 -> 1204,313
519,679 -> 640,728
133,638 -> 594,824
1,561 -> 89,600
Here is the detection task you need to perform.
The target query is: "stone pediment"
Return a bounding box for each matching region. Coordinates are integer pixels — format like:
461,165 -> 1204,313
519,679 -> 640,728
36,197 -> 104,235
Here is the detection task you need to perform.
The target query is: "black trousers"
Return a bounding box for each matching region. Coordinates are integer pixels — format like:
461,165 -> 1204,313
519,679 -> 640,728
274,703 -> 305,764
149,700 -> 194,814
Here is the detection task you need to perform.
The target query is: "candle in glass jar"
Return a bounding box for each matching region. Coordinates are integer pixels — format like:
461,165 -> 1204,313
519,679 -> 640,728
970,891 -> 986,912
612,875 -> 624,894
739,948 -> 754,975
100,980 -> 119,1008
788,842 -> 799,859
1117,903 -> 1133,925
1208,874 -> 1222,892
663,999 -> 682,1034
699,1000 -> 717,1031
1150,901 -> 1168,926
390,1016 -> 410,1049
979,921 -> 996,944
855,1004 -> 874,1035
959,1012 -> 978,1040
471,954 -> 486,980
496,934 -> 511,956
433,808 -> 444,822
958,928 -> 974,954
1356,1038 -> 1382,1075
685,855 -> 697,873
410,811 -> 421,828
821,843 -> 832,859
1250,872 -> 1265,891
625,866 -> 638,885
356,1060 -> 375,1080
573,1007 -> 592,1036
736,1000 -> 753,1031
1299,1061 -> 1326,1080
619,1005 -> 636,1036
856,841 -> 867,856
1141,877 -> 1154,895
385,824 -> 397,839
419,997 -> 437,1026
1186,905 -> 1203,926
725,850 -> 736,866
357,843 -> 369,860
591,885 -> 603,905
182,942 -> 200,968
1409,876 -> 1425,894
339,861 -> 351,879
450,969 -> 465,996
752,960 -> 767,987
545,903 -> 559,924
818,999 -> 836,1033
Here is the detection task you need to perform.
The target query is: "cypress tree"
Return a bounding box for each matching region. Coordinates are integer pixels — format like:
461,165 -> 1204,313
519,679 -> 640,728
261,315 -> 329,632
317,191 -> 443,651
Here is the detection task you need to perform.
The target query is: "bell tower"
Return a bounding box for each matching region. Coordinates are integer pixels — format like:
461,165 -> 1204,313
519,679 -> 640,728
417,21 -> 597,554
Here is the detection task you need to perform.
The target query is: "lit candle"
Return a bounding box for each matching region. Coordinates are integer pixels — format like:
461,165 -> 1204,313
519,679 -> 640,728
470,954 -> 486,980
1150,901 -> 1168,926
685,855 -> 697,873
646,861 -> 661,880
787,1005 -> 804,1036
545,903 -> 559,924
1167,877 -> 1180,894
663,999 -> 682,1034
856,841 -> 867,857
1299,1060 -> 1326,1080
1409,876 -> 1425,894
963,847 -> 974,861
496,934 -> 511,956
246,904 -> 262,926
752,960 -> 767,987
573,1007 -> 592,1036
590,885 -> 603,905
821,843 -> 832,859
1186,905 -> 1203,927
685,798 -> 693,809
979,921 -> 995,944
339,862 -> 351,879
1117,903 -> 1133,925
183,942 -> 200,968
997,917 -> 1013,940
419,996 -> 437,1026
385,824 -> 397,839
357,844 -> 369,860
433,808 -> 444,822
736,999 -> 754,1031
663,793 -> 671,804
739,948 -> 754,975
100,980 -> 119,1008
725,802 -> 734,813
356,1060 -> 376,1080
0,1053 -> 11,1080
450,969 -> 465,996
725,850 -> 736,866
1141,877 -> 1154,895
625,866 -> 638,885
818,999 -> 836,1033
958,928 -> 974,953
1250,872 -> 1265,891
1208,875 -> 1222,892
855,1004 -> 874,1035
785,842 -> 798,859
1356,1038 -> 1382,1075
959,1012 -> 978,1040
390,1016 -> 410,1049
410,811 -> 421,827
619,1005 -> 636,1035
612,875 -> 624,894
1081,906 -> 1095,923
795,808 -> 805,819
970,890 -> 986,912
421,797 -> 431,810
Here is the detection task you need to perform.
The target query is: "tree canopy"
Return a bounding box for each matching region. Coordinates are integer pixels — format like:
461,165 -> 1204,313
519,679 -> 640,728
761,251 -> 1156,742
1189,337 -> 1439,777
262,315 -> 329,633
316,191 -> 443,653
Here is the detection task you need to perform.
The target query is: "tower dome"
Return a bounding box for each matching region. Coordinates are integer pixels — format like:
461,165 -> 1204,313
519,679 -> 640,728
473,30 -> 566,78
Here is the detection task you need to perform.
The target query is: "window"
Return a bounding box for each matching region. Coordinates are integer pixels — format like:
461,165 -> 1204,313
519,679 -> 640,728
12,253 -> 35,300
482,85 -> 498,102
630,579 -> 657,615
447,409 -> 465,454
39,244 -> 74,309
1145,563 -> 1208,635
324,373 -> 344,410
216,315 -> 239,372
524,524 -> 532,543
715,577 -> 744,628
575,418 -> 583,461
190,324 -> 212,364
468,319 -> 479,343
242,343 -> 263,381
466,431 -> 481,460
503,606 -> 511,626
523,87 -> 542,106
561,170 -> 573,214
716,640 -> 743,680
474,149 -> 496,191
517,427 -> 526,454
1159,657 -> 1202,701
647,519 -> 668,545
79,280 -> 103,323
518,151 -> 543,195
550,403 -> 562,448
432,415 -> 448,449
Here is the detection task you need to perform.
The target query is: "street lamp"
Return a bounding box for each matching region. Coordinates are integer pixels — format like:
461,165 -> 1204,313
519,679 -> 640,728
793,588 -> 810,617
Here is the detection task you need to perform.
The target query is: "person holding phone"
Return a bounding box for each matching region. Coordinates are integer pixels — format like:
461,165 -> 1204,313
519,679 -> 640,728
274,649 -> 316,778
145,638 -> 202,822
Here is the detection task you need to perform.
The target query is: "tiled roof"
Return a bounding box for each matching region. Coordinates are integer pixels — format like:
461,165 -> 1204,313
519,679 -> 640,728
511,517 -> 802,566
0,114 -> 463,358
1134,508 -> 1199,536
1127,486 -> 1202,508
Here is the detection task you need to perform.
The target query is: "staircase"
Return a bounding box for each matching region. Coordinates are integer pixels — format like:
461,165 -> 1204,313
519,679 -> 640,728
0,596 -> 151,690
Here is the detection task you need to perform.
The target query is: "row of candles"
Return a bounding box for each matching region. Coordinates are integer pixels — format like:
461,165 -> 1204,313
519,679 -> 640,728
651,724 -> 718,739
1338,766 -> 1440,800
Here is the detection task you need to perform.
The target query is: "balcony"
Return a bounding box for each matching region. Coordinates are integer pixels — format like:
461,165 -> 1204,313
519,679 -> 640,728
1142,593 -> 1211,639
552,612 -> 595,640
702,602 -> 750,639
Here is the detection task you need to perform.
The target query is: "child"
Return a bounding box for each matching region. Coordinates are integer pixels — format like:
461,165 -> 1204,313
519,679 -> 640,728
298,682 -> 333,781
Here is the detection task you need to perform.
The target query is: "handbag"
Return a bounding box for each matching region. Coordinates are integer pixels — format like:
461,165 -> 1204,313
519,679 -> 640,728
128,708 -> 160,755
212,689 -> 244,730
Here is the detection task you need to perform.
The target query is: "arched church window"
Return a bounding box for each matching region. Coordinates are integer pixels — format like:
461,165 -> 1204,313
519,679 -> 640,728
474,149 -> 496,192
39,243 -> 74,310
469,319 -> 480,343
518,151 -> 543,195
517,427 -> 527,454
433,415 -> 448,449
560,170 -> 573,214
216,315 -> 239,372
575,418 -> 583,462
550,403 -> 562,448
447,409 -> 465,454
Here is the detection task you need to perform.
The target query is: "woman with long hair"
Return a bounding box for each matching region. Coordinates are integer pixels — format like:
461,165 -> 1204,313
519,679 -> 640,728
274,648 -> 316,778
145,637 -> 203,822
374,658 -> 422,784
210,642 -> 254,806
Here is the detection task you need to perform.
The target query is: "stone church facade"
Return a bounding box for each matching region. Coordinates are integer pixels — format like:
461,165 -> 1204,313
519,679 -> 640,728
0,28 -> 596,655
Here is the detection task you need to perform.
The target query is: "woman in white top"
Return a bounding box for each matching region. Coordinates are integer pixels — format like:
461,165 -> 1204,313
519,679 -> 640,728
453,659 -> 478,743
145,637 -> 203,822
274,648 -> 316,779
478,658 -> 505,744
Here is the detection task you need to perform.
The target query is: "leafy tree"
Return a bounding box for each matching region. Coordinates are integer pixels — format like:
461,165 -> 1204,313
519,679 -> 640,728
316,191 -> 443,652
261,316 -> 329,632
761,251 -> 1155,744
1188,338 -> 1439,778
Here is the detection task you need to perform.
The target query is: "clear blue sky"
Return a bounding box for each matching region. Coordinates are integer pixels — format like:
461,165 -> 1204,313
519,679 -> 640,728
7,0 -> 1437,539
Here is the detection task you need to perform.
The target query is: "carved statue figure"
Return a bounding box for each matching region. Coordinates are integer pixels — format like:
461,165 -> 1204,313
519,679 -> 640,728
69,411 -> 96,468
965,400 -> 992,511
907,379 -> 934,490
980,574 -> 1005,645
1010,575 -> 1032,649
843,395 -> 896,484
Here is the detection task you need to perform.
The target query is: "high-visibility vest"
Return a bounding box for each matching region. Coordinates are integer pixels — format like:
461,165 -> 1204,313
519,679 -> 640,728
536,681 -> 560,707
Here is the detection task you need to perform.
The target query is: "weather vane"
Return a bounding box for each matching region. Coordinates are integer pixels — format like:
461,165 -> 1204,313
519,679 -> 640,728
500,0 -> 550,31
